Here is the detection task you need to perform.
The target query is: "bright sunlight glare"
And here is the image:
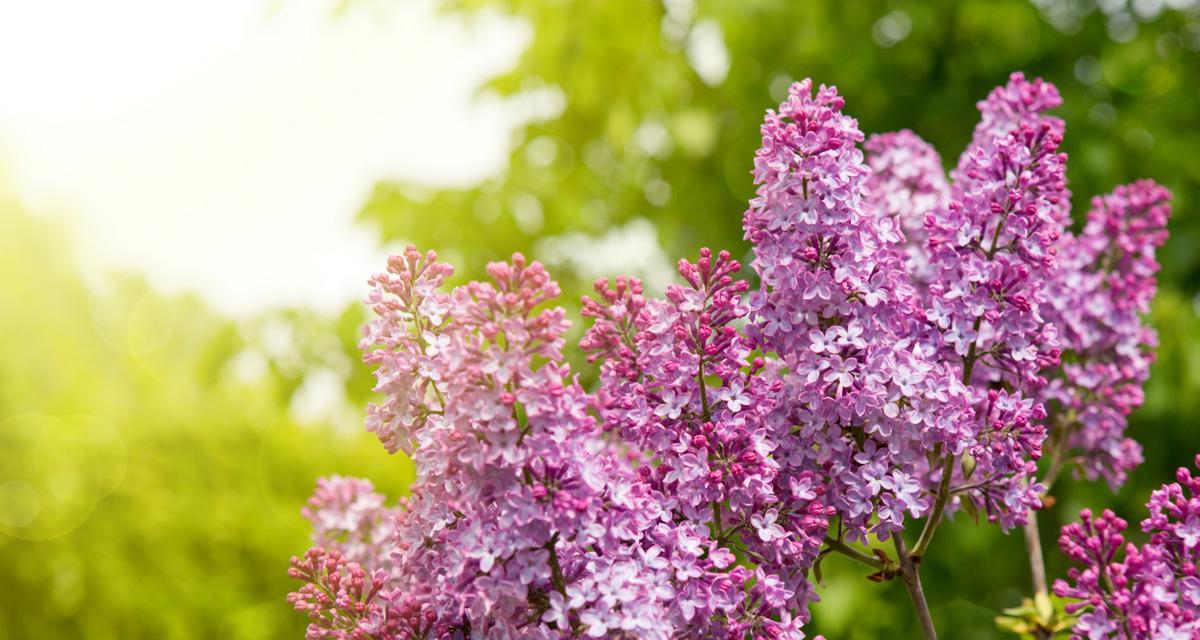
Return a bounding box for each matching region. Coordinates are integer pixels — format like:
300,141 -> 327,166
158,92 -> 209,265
0,0 -> 527,314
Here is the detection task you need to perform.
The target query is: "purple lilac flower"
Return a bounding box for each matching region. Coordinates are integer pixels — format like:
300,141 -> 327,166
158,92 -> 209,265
581,248 -> 833,636
287,71 -> 1171,640
920,72 -> 1073,527
864,129 -> 951,287
743,77 -> 1052,540
1056,455 -> 1200,638
1042,181 -> 1172,487
292,248 -> 831,639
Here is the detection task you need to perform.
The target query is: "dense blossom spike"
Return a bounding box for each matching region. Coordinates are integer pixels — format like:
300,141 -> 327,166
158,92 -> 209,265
1042,181 -> 1172,487
302,476 -> 402,575
745,78 -> 1035,539
929,111 -> 1068,390
1055,455 -> 1200,638
361,246 -> 456,455
583,248 -> 833,632
864,129 -> 951,287
915,72 -> 1077,528
374,250 -> 681,638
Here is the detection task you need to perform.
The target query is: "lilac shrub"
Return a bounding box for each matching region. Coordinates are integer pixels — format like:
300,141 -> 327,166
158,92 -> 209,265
288,73 -> 1171,640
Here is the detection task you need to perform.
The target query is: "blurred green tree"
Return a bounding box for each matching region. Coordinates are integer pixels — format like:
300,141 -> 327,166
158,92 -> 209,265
0,192 -> 413,638
360,0 -> 1199,294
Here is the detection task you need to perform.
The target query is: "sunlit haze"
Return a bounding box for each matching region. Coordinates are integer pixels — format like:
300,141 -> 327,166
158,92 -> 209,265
0,0 -> 527,314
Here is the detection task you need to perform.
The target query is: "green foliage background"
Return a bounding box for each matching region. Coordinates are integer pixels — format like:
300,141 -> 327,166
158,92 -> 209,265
2,0 -> 1199,637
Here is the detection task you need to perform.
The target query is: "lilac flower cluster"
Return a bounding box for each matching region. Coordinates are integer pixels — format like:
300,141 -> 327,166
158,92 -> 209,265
581,248 -> 833,628
918,72 -> 1071,526
743,79 -> 975,540
363,249 -> 676,639
930,73 -> 1068,388
287,72 -> 1172,640
1043,182 -> 1172,488
302,476 -> 401,575
743,74 -> 1079,537
288,547 -> 392,640
864,129 -> 950,285
292,246 -> 832,639
1055,456 -> 1200,638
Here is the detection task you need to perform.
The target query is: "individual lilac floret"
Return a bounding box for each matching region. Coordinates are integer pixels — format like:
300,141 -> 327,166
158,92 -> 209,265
1055,455 -> 1200,638
865,129 -> 951,288
742,78 -> 975,541
1042,181 -> 1172,488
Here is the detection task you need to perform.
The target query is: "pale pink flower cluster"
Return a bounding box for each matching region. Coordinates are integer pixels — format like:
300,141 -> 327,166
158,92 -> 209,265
302,476 -> 401,575
865,129 -> 950,284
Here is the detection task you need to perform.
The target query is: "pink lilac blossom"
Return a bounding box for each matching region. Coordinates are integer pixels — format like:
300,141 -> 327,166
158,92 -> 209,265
1055,455 -> 1200,638
742,79 -> 962,541
864,129 -> 951,286
918,72 -> 1074,526
743,76 -> 1051,539
302,476 -> 401,575
288,548 -> 393,640
929,72 -> 1068,389
366,250 -> 679,639
581,249 -> 833,630
1042,181 -> 1172,488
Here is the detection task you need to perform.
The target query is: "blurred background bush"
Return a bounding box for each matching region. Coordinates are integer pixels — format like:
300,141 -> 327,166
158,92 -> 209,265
1,0 -> 1197,637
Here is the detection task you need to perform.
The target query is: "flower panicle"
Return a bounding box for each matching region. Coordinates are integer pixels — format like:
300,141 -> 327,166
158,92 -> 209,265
1055,454 -> 1200,638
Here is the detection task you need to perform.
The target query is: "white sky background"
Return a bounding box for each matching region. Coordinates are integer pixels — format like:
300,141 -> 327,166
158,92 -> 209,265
0,0 -> 528,315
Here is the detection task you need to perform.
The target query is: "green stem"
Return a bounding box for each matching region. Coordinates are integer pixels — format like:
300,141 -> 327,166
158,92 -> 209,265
1023,510 -> 1053,640
823,536 -> 886,570
894,536 -> 938,640
912,453 -> 955,559
546,534 -> 567,597
1024,500 -> 1049,598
